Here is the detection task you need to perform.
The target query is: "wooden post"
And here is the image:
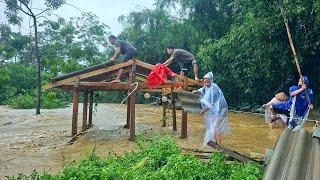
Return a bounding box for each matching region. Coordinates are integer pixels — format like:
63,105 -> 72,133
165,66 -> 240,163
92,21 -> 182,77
162,88 -> 167,127
181,111 -> 188,138
171,85 -> 177,131
181,76 -> 188,138
125,98 -> 130,129
125,68 -> 132,129
71,77 -> 80,136
129,60 -> 137,141
88,91 -> 94,127
162,101 -> 167,127
82,90 -> 89,132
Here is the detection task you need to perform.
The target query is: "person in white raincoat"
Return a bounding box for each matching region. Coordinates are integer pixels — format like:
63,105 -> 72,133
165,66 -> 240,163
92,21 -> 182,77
192,72 -> 230,146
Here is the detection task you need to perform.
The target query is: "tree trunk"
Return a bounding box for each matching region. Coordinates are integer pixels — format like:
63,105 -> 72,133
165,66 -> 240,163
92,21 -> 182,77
33,16 -> 41,114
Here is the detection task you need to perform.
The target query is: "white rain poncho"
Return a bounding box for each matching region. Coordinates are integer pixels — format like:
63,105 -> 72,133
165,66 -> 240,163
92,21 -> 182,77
198,72 -> 230,146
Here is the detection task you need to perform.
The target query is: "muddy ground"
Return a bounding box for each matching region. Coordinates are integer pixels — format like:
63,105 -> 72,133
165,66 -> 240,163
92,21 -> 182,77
0,103 -> 314,178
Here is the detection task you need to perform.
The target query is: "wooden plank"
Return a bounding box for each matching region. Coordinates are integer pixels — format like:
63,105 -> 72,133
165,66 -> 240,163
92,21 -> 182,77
129,60 -> 137,141
88,91 -> 94,127
71,77 -> 80,136
60,82 -> 183,91
135,60 -> 202,86
136,75 -> 147,82
82,90 -> 89,132
44,60 -> 133,90
171,85 -> 177,131
51,61 -> 115,82
207,141 -> 260,164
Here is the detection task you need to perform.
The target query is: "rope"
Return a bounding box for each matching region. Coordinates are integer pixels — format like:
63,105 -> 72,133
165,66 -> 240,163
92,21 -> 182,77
228,109 -> 319,123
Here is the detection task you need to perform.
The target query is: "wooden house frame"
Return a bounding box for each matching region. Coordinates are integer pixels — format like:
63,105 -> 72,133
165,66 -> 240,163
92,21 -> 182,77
45,59 -> 202,141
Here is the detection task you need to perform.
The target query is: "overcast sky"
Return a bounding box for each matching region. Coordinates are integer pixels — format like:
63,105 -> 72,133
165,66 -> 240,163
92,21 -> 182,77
0,0 -> 155,35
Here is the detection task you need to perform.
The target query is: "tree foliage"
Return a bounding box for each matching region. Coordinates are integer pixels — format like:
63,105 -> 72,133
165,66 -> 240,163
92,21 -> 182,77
120,0 -> 320,106
1,0 -> 320,107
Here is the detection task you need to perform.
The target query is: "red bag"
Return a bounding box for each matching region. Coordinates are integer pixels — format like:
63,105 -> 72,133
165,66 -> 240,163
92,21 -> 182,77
147,63 -> 175,88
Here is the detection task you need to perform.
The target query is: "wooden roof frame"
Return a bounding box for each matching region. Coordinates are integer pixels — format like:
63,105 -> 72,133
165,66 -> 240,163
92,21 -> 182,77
44,59 -> 202,91
44,59 -> 201,142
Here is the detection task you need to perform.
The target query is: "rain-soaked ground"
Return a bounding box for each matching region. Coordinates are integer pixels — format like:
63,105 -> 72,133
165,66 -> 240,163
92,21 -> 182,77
0,104 -> 316,178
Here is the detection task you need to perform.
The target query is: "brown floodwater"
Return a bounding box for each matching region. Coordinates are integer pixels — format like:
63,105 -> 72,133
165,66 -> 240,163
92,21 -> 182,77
0,104 -> 315,177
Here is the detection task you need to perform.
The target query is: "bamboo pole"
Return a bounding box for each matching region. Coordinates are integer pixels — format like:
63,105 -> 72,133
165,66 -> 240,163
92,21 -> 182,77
280,5 -> 310,104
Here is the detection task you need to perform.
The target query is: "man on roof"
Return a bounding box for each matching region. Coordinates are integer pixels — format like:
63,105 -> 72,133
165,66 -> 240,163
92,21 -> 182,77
108,35 -> 137,83
163,46 -> 199,80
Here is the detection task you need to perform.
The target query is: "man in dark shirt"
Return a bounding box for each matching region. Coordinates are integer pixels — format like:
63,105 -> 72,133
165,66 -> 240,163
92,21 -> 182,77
108,35 -> 137,82
163,46 -> 199,80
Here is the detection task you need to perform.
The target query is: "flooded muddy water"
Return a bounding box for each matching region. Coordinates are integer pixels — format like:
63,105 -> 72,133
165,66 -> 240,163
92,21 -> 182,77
0,104 -> 315,177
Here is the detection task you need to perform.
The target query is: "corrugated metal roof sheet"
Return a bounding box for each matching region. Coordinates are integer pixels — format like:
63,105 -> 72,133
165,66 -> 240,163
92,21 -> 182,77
52,61 -> 115,82
264,128 -> 320,180
177,90 -> 202,113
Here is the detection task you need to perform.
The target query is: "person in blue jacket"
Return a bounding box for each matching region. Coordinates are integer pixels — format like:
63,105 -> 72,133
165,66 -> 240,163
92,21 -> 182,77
270,76 -> 314,127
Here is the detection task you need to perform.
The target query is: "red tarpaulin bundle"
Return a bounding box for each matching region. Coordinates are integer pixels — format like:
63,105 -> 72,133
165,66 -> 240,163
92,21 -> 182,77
147,63 -> 175,88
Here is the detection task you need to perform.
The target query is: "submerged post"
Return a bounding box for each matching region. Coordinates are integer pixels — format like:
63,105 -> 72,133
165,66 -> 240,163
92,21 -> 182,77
72,77 -> 80,136
162,101 -> 167,127
171,85 -> 177,131
82,90 -> 89,132
88,91 -> 94,127
125,68 -> 132,129
125,98 -> 131,129
129,60 -> 137,141
162,88 -> 167,127
181,75 -> 188,138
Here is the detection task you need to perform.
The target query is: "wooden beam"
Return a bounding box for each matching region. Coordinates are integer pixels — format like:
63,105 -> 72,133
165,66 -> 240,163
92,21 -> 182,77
82,90 -> 89,132
136,75 -> 147,82
88,91 -> 94,127
129,60 -> 137,141
135,59 -> 202,86
71,77 -> 80,136
59,82 -> 183,91
207,141 -> 260,164
44,60 -> 133,90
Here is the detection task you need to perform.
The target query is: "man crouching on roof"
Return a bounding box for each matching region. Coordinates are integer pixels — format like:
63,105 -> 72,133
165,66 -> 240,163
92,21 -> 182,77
108,35 -> 138,83
269,76 -> 314,129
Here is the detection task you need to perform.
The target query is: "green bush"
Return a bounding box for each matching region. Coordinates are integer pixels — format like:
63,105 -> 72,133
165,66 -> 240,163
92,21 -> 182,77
7,136 -> 263,179
7,93 -> 35,109
42,91 -> 69,109
6,91 -> 69,109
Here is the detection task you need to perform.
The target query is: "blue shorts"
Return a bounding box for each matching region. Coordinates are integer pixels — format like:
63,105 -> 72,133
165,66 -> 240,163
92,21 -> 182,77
272,102 -> 290,116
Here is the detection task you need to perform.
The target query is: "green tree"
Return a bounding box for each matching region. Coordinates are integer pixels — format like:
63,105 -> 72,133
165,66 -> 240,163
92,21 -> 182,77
4,0 -> 65,114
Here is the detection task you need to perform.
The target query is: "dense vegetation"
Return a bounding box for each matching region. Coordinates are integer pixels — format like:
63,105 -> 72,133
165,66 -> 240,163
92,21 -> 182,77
7,136 -> 263,179
1,0 -> 320,109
